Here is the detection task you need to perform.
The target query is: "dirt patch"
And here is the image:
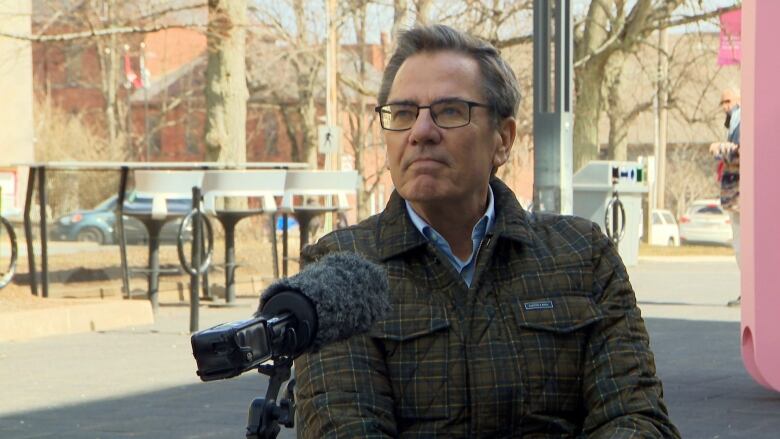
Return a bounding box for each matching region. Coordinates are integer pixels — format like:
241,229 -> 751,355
639,242 -> 735,257
3,234 -> 737,312
1,229 -> 303,312
0,286 -> 90,312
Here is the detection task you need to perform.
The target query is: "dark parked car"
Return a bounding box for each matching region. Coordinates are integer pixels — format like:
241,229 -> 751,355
50,193 -> 192,245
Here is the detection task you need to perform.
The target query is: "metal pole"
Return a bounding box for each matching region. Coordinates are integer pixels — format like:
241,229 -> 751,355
533,0 -> 574,214
124,44 -> 132,157
656,26 -> 669,209
270,215 -> 279,279
23,167 -> 37,296
117,167 -> 131,299
282,214 -> 288,278
147,221 -> 163,313
142,42 -> 150,162
222,216 -> 238,304
324,0 -> 340,233
325,0 -> 339,145
37,166 -> 49,298
189,186 -> 202,333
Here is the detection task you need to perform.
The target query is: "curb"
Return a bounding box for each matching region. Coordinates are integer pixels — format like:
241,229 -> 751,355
0,300 -> 155,342
638,255 -> 736,263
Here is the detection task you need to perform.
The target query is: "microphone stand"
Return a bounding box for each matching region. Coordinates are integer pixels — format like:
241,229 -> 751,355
245,357 -> 296,439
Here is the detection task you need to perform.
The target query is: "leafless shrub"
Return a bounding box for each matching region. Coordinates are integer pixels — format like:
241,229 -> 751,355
34,96 -> 120,217
665,143 -> 719,218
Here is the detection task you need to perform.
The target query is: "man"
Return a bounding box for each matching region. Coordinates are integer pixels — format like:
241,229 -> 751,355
709,87 -> 741,307
294,25 -> 680,437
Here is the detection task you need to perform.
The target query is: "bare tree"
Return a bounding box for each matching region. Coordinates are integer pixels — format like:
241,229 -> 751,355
665,143 -> 718,218
340,0 -> 386,220
603,50 -> 654,161
572,0 -> 740,171
33,96 -> 117,216
414,0 -> 433,25
392,0 -> 410,40
248,1 -> 323,168
36,0 -> 135,160
19,0 -> 210,162
204,0 -> 248,163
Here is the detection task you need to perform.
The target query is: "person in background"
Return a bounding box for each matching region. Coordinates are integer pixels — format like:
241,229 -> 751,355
709,86 -> 741,306
293,24 -> 680,437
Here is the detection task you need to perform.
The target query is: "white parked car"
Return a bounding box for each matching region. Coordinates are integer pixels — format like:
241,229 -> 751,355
679,199 -> 733,246
638,209 -> 681,246
650,209 -> 680,246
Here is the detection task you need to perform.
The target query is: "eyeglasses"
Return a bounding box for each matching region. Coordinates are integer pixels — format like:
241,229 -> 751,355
720,99 -> 732,105
375,99 -> 489,131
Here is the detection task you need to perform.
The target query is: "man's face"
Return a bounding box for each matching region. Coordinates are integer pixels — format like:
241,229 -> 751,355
720,90 -> 739,114
383,51 -> 514,207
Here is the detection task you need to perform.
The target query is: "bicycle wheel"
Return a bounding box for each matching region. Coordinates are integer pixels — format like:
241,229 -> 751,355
0,216 -> 18,289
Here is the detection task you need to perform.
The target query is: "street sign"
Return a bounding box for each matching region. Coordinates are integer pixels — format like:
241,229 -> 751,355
318,125 -> 341,154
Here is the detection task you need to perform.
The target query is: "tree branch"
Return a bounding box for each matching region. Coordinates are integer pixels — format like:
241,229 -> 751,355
665,3 -> 741,29
494,34 -> 533,48
0,23 -> 203,42
338,74 -> 377,99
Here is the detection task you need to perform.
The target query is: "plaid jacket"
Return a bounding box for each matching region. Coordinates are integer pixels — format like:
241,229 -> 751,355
294,178 -> 680,438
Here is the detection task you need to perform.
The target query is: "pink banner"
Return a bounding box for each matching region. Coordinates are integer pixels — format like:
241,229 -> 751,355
718,9 -> 741,66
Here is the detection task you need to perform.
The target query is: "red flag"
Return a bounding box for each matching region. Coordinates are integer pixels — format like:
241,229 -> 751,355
124,53 -> 142,88
718,9 -> 741,66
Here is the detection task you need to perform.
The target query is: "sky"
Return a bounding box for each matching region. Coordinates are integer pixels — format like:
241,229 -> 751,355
248,0 -> 739,46
345,0 -> 741,44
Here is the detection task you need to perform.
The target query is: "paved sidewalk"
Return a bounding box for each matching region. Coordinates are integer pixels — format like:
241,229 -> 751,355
1,258 -> 779,438
0,299 -> 295,439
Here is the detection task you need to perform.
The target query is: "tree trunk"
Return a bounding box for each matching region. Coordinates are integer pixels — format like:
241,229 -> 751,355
94,0 -> 123,160
347,0 -> 376,221
573,60 -> 607,170
415,0 -> 432,24
106,33 -> 119,158
299,83 -> 319,168
572,0 -> 610,171
205,0 -> 248,164
392,0 -> 408,40
605,53 -> 628,161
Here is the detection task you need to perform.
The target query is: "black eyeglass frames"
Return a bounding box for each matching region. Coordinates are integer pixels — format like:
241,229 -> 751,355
374,99 -> 489,131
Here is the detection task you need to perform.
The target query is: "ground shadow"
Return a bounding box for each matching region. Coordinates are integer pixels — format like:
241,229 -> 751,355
646,318 -> 780,438
2,318 -> 780,438
0,372 -> 296,439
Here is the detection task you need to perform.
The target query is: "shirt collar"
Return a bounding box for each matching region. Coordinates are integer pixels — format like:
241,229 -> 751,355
374,178 -> 534,262
404,185 -> 496,241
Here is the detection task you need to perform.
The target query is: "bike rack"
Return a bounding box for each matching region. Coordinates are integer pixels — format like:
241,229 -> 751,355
0,215 -> 17,289
604,189 -> 626,246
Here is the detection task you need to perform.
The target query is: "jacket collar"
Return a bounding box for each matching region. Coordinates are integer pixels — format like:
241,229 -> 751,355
375,177 -> 534,261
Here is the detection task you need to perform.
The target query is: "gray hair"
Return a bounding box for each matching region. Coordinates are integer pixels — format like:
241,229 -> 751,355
378,25 -> 521,121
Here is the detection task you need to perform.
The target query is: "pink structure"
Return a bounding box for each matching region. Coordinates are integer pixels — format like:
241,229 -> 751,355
740,0 -> 780,392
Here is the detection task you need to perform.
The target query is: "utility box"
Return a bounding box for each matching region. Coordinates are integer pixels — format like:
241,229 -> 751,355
573,161 -> 648,266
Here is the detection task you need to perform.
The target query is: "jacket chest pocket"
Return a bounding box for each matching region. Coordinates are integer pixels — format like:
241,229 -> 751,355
373,304 -> 452,422
511,295 -> 604,412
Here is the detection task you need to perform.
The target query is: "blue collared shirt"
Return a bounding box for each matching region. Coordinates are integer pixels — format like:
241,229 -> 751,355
405,187 -> 496,287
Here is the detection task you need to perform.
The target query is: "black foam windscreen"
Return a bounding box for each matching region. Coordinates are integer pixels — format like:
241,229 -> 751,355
258,252 -> 391,352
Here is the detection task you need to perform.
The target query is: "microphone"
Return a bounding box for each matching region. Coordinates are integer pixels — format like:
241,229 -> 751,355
191,252 -> 391,382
